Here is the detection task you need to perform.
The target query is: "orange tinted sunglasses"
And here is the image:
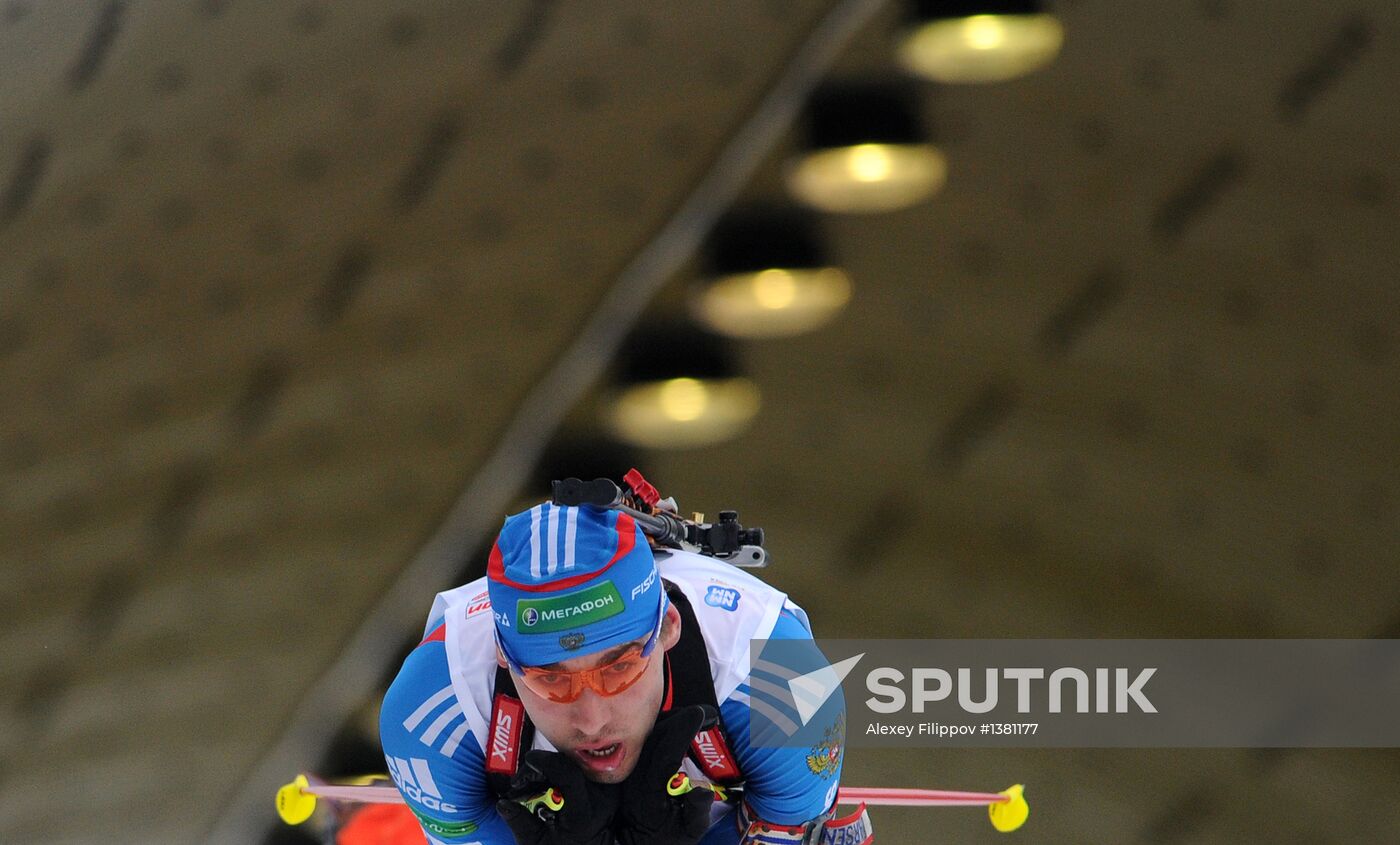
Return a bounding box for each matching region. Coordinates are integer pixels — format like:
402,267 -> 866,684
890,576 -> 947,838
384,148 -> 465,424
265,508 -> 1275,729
513,643 -> 655,703
498,597 -> 666,703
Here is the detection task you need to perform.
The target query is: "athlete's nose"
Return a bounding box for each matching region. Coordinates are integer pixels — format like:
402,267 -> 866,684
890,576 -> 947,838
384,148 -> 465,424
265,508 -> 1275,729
569,687 -> 612,738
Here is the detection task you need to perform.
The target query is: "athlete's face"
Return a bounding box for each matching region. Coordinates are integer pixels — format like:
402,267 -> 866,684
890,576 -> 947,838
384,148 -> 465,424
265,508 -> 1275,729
505,603 -> 682,784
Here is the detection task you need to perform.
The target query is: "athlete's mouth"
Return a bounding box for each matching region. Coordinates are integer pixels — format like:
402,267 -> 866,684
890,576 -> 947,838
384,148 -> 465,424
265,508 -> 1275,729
574,741 -> 625,771
581,743 -> 619,758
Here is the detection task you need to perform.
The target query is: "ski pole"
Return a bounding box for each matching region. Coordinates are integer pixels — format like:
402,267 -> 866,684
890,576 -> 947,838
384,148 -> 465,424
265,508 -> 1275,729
277,775 -> 1029,832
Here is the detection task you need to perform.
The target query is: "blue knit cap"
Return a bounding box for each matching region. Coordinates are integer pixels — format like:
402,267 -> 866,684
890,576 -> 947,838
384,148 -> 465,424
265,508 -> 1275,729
487,503 -> 664,667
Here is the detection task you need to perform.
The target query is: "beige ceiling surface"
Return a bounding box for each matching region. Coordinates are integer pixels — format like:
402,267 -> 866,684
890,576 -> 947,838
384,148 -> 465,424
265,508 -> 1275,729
645,2 -> 1400,842
2,0 -> 1398,843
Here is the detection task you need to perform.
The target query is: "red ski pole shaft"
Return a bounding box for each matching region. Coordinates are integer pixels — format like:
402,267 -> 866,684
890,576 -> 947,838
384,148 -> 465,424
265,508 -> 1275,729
300,782 -> 1010,808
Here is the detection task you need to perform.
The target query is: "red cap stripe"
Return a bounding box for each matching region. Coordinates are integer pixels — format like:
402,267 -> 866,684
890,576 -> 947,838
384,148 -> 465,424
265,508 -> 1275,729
487,513 -> 642,592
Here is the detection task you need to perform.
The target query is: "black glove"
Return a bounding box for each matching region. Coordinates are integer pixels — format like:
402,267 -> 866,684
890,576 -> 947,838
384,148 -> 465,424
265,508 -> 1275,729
615,705 -> 719,845
495,750 -> 620,845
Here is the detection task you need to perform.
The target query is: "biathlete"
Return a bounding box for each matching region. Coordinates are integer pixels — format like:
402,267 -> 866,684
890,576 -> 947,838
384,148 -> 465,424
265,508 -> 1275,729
379,478 -> 871,845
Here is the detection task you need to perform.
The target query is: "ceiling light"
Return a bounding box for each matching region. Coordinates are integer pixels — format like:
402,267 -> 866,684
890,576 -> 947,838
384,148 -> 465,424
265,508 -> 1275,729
897,1 -> 1064,84
604,325 -> 760,449
692,207 -> 853,338
787,84 -> 946,214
